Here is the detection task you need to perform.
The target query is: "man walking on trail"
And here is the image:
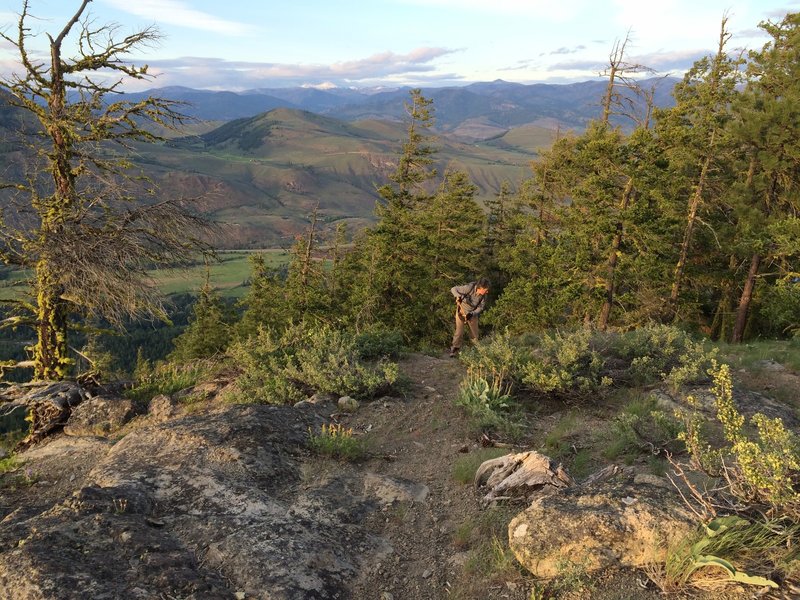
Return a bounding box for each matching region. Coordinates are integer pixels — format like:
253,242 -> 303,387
449,278 -> 490,357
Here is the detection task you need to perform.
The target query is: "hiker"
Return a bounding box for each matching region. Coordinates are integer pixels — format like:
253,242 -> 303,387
449,278 -> 490,357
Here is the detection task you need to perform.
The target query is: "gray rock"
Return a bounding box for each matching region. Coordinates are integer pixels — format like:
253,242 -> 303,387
147,394 -> 179,423
363,472 -> 430,505
0,404 -> 391,600
308,392 -> 337,405
754,359 -> 786,372
633,472 -> 673,490
64,396 -> 135,437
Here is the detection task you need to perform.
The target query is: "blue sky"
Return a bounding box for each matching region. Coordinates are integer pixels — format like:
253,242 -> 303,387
1,0 -> 799,91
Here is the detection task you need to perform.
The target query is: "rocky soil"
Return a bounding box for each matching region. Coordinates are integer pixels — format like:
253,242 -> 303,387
1,352 -> 797,599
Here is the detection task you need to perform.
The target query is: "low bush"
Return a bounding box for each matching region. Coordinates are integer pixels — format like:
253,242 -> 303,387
660,364 -> 800,595
520,328 -> 610,397
612,323 -> 717,391
458,325 -> 719,402
227,323 -> 400,405
459,329 -> 530,386
353,329 -> 406,360
127,354 -> 216,405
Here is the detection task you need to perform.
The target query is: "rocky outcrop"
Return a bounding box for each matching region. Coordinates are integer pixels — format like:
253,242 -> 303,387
508,475 -> 695,578
0,404 -> 394,599
63,396 -> 136,437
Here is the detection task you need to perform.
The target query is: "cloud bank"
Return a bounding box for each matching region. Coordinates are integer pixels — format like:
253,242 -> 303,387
123,47 -> 459,90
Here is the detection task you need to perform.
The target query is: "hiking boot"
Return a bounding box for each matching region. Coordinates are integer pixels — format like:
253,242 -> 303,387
448,347 -> 459,358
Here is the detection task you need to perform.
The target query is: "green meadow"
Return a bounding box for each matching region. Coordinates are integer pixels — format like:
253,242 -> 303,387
0,249 -> 291,302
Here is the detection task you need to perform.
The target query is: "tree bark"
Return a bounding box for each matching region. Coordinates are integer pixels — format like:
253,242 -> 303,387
33,263 -> 70,380
668,133 -> 715,318
598,178 -> 634,330
732,253 -> 761,344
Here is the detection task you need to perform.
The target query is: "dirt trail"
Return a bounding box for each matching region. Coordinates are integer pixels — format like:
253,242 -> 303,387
336,353 -> 672,600
336,353 -> 535,599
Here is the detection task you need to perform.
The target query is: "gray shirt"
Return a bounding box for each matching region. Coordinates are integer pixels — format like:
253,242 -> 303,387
450,282 -> 487,315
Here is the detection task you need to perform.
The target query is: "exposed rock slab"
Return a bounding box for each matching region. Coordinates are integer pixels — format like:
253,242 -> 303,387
0,404 -> 393,599
63,395 -> 135,437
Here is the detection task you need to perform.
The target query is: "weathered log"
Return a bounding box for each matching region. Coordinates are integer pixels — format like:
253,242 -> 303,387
474,450 -> 574,503
15,381 -> 87,450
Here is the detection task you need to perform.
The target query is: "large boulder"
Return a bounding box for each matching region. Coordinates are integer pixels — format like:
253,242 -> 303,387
63,396 -> 136,437
508,475 -> 695,578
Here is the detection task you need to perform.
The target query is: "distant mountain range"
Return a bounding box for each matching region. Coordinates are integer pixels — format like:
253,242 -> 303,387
2,78 -> 679,248
117,77 -> 678,140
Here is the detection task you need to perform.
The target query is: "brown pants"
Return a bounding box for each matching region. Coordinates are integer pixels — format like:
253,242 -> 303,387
451,311 -> 479,350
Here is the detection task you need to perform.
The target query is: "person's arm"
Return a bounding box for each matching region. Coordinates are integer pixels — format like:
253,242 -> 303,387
450,283 -> 472,299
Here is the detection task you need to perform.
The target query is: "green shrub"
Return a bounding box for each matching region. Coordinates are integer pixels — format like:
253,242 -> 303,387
676,363 -> 800,517
612,324 -> 717,390
520,328 -> 610,397
354,329 -> 406,360
227,323 -> 400,405
456,371 -> 514,430
459,329 -> 530,386
126,355 -> 215,404
285,327 -> 398,399
308,423 -> 366,461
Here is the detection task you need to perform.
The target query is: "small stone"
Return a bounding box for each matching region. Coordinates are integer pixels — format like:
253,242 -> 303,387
338,396 -> 359,413
380,593 -> 394,600
422,569 -> 432,579
235,592 -> 246,600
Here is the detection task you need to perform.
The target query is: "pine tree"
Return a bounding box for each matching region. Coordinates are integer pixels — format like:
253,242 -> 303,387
726,12 -> 800,342
170,276 -> 232,361
654,17 -> 744,320
347,89 -> 439,337
236,253 -> 285,338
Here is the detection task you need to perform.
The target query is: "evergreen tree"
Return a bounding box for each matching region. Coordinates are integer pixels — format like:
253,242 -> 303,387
283,204 -> 329,323
170,276 -> 232,361
346,89 -> 439,337
236,254 -> 285,338
726,12 -> 800,342
653,17 -> 744,320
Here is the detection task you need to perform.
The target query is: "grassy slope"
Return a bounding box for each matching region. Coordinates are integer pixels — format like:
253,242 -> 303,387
134,108 -> 542,248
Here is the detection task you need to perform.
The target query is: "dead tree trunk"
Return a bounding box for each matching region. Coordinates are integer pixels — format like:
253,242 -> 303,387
732,253 -> 761,343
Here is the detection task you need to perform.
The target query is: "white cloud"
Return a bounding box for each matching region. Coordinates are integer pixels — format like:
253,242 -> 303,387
114,47 -> 458,91
393,0 -> 592,20
99,0 -> 253,35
